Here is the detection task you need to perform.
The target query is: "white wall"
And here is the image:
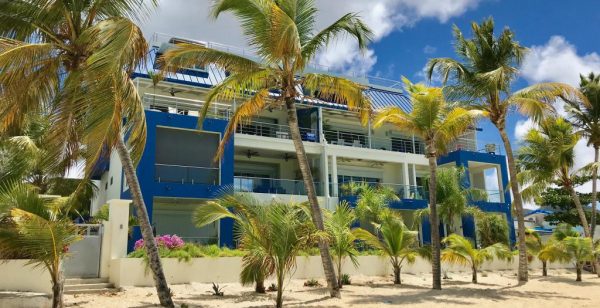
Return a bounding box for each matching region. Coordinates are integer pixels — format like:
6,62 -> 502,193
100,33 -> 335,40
0,260 -> 52,293
109,255 -> 573,288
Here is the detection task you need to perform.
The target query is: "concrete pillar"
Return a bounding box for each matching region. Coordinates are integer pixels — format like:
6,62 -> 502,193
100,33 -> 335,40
321,151 -> 330,197
412,164 -> 417,186
99,199 -> 131,278
403,162 -> 410,198
331,155 -> 338,197
496,165 -> 504,202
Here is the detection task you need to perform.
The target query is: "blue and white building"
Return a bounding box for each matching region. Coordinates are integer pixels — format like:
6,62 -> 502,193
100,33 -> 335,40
90,36 -> 516,249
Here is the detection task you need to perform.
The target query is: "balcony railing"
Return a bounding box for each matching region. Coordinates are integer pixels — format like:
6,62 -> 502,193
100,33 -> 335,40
143,93 -> 232,119
474,189 -> 503,203
155,163 -> 220,185
337,181 -> 427,200
237,121 -> 318,142
324,129 -> 425,154
449,137 -> 504,155
234,176 -> 322,196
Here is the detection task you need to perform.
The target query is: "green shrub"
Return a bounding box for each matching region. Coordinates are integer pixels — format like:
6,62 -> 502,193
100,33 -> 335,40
341,274 -> 351,285
127,243 -> 245,261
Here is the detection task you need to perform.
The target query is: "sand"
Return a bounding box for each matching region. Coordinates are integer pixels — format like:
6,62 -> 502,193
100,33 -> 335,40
65,269 -> 600,307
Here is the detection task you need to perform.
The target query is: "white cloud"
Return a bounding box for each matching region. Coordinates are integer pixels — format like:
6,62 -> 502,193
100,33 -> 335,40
519,36 -> 600,194
141,0 -> 481,75
521,36 -> 600,85
514,119 -> 536,141
423,45 -> 437,54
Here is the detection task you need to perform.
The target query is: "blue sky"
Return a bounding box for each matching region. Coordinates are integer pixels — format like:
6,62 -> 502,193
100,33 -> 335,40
142,0 -> 600,193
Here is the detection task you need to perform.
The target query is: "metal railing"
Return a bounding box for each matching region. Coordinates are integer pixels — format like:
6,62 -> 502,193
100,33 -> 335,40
237,121 -> 318,142
324,129 -> 425,154
448,137 -> 504,155
143,93 -> 232,119
234,176 -> 322,196
155,163 -> 220,185
477,189 -> 503,203
75,224 -> 102,237
337,181 -> 427,200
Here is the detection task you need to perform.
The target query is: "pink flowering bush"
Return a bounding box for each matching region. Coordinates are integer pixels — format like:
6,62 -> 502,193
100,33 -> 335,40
134,234 -> 185,250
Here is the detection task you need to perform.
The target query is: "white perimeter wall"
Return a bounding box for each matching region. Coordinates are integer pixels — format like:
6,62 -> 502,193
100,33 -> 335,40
109,256 -> 573,288
0,260 -> 52,293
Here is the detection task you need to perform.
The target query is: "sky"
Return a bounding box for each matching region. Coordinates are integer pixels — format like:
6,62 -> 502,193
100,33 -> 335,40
138,0 -> 600,198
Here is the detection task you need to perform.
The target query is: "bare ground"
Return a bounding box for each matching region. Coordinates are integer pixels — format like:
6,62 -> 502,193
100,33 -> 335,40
65,269 -> 600,307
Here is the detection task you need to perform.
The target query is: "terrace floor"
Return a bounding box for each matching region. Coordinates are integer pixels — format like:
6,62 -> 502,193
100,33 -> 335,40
65,269 -> 600,307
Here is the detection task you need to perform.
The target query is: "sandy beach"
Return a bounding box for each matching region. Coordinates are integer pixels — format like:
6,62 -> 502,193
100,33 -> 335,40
65,269 -> 600,307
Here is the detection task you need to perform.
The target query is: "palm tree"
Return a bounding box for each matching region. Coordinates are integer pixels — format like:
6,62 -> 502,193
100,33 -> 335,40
441,234 -> 512,283
0,184 -> 82,308
518,117 -> 591,237
564,73 -> 600,239
0,1 -> 175,306
194,193 -> 269,293
525,229 -> 550,276
161,0 -> 373,297
540,236 -> 595,282
354,213 -> 430,284
325,202 -> 360,288
373,78 -> 481,289
354,184 -> 399,230
427,18 -> 585,282
413,167 -> 485,236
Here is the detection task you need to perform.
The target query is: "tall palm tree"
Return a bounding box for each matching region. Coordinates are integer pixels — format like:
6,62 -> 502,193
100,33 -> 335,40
162,0 -> 373,297
0,1 -> 174,306
354,213 -> 430,285
325,202 -> 360,288
564,73 -> 600,239
0,184 -> 82,308
427,18 -> 585,282
441,234 -> 512,283
373,78 -> 481,289
518,117 -> 591,237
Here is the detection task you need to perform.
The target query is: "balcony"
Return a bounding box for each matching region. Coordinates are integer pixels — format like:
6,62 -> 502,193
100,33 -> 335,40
234,176 -> 323,196
237,121 -> 318,142
155,164 -> 220,185
323,129 -> 425,154
337,182 -> 427,200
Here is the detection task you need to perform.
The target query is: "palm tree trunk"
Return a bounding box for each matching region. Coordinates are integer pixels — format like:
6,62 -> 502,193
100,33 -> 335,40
542,260 -> 547,277
472,266 -> 478,283
51,269 -> 64,308
592,146 -> 598,239
255,277 -> 265,293
426,144 -> 442,290
393,264 -> 401,285
576,262 -> 582,282
276,269 -> 284,308
591,146 -> 599,276
498,128 -> 528,282
115,135 -> 174,307
285,98 -> 340,298
566,182 -> 591,237
337,258 -> 343,288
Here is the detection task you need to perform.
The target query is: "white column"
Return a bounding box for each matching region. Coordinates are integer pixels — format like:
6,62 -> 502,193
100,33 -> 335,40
403,162 -> 410,198
368,118 -> 372,149
496,165 -> 504,203
321,151 -> 330,197
331,155 -> 339,197
99,199 -> 131,278
412,164 -> 417,186
318,107 -> 325,143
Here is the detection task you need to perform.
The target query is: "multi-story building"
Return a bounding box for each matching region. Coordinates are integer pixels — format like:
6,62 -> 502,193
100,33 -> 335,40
90,36 -> 516,249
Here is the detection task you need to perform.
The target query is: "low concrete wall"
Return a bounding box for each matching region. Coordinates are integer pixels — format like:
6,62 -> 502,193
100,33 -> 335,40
110,256 -> 573,287
0,260 -> 52,293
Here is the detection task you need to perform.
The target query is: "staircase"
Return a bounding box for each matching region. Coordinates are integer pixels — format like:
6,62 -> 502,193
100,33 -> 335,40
64,278 -> 118,295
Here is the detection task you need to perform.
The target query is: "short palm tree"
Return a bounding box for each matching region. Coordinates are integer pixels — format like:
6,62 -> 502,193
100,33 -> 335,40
518,117 -> 591,237
354,213 -> 430,285
413,167 -> 485,236
540,236 -> 595,282
194,193 -> 269,293
373,78 -> 481,290
0,184 -> 81,308
325,202 -> 360,288
564,73 -> 600,239
162,0 -> 373,296
525,229 -> 550,276
441,234 -> 512,283
427,17 -> 585,282
354,184 -> 399,229
0,1 -> 174,305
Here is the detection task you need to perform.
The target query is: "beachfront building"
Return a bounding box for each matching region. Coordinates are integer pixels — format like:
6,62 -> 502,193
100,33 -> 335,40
90,36 -> 516,249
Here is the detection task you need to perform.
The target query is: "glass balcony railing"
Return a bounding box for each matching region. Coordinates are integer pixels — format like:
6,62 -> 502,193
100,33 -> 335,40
323,129 -> 426,154
155,164 -> 220,185
337,181 -> 427,200
237,121 -> 318,142
234,176 -> 322,196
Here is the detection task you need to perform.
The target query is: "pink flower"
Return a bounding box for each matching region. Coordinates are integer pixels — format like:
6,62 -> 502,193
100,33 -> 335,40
134,234 -> 184,250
